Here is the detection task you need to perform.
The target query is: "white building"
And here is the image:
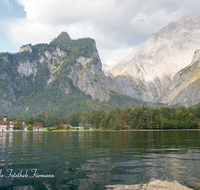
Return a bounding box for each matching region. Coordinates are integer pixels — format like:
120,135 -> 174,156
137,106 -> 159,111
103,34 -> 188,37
0,114 -> 9,131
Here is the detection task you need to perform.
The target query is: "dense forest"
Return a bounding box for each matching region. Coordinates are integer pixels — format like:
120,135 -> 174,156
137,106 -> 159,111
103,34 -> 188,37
2,105 -> 200,130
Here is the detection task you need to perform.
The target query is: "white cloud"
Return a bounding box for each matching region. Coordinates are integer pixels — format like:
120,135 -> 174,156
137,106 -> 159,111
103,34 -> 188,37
99,47 -> 133,65
4,0 -> 200,64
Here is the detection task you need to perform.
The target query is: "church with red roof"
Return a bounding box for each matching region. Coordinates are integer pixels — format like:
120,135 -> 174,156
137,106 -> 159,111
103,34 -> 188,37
0,114 -> 9,131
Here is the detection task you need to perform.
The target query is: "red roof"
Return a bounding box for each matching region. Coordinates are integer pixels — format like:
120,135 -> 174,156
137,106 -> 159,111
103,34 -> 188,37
0,121 -> 9,125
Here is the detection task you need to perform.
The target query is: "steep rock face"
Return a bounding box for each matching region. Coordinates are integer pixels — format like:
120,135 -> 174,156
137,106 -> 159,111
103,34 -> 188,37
107,15 -> 200,102
17,60 -> 37,76
160,49 -> 200,106
0,32 -> 119,116
17,44 -> 68,78
69,42 -> 116,101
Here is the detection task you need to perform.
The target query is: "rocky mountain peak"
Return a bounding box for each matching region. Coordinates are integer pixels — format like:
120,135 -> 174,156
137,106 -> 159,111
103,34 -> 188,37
50,31 -> 71,46
106,15 -> 200,103
57,31 -> 71,40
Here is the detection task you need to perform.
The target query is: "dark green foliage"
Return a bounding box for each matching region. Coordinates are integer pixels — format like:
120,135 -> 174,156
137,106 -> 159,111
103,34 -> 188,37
49,32 -> 94,59
47,127 -> 52,131
2,105 -> 200,130
27,124 -> 33,131
6,79 -> 149,117
53,125 -> 60,130
114,119 -> 121,130
76,106 -> 200,130
49,32 -> 71,47
68,112 -> 79,126
66,125 -> 71,130
83,126 -> 89,130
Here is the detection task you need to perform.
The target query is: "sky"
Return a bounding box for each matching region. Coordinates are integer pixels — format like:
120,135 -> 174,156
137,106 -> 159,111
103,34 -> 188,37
0,0 -> 200,65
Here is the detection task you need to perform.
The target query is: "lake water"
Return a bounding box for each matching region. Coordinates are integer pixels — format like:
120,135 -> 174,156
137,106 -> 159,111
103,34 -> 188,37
0,131 -> 200,189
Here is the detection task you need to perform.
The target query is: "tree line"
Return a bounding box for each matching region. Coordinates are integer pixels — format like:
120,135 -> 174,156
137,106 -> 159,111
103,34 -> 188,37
3,105 -> 200,130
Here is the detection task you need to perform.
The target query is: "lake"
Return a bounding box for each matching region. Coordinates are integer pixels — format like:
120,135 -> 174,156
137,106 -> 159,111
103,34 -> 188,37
0,130 -> 200,189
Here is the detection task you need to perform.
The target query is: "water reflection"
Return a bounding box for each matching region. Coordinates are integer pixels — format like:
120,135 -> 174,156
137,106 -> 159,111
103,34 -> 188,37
0,131 -> 200,189
106,180 -> 193,190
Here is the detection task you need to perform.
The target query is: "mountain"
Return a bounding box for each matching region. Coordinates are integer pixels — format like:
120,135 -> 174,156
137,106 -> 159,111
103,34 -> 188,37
106,15 -> 200,105
160,49 -> 200,106
3,14 -> 199,117
102,64 -> 116,76
0,32 -> 146,117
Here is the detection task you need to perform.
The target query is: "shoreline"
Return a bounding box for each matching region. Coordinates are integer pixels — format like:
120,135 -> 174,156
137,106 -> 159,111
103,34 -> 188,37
1,129 -> 200,133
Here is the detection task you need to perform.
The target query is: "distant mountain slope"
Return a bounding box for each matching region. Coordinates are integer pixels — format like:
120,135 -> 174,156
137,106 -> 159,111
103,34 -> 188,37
106,15 -> 200,103
160,49 -> 200,106
0,32 -> 147,117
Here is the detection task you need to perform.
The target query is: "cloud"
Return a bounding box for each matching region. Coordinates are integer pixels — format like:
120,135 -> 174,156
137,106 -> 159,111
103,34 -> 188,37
4,0 -> 200,64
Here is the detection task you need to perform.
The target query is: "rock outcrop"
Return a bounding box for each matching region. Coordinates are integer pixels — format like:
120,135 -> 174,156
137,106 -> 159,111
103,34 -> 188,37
69,42 -> 116,101
17,60 -> 37,76
19,44 -> 32,53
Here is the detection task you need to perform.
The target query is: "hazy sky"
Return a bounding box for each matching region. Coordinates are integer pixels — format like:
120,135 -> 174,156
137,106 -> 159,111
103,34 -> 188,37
0,0 -> 200,65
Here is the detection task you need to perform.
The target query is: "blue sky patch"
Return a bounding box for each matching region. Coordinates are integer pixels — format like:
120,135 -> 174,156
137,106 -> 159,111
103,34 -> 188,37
0,1 -> 26,19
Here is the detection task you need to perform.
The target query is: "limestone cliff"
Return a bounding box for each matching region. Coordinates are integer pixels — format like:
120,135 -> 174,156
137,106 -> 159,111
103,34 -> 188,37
160,49 -> 200,106
69,42 -> 116,101
106,15 -> 200,103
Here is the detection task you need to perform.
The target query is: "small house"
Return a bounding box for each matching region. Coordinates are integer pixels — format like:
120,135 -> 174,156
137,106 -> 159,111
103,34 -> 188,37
22,122 -> 28,131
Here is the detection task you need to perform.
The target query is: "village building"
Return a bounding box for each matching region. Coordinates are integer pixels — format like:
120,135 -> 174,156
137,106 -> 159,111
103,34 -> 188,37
78,123 -> 95,130
0,115 -> 28,131
0,114 -> 9,131
9,121 -> 15,131
22,122 -> 28,131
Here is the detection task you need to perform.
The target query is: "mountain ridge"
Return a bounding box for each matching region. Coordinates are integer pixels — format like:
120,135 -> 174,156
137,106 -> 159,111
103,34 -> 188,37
160,49 -> 200,106
0,32 -> 147,117
2,15 -> 200,117
104,15 -> 200,106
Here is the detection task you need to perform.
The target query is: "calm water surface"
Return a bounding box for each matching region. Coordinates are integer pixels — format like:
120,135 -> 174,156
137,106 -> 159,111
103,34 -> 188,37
0,131 -> 200,189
